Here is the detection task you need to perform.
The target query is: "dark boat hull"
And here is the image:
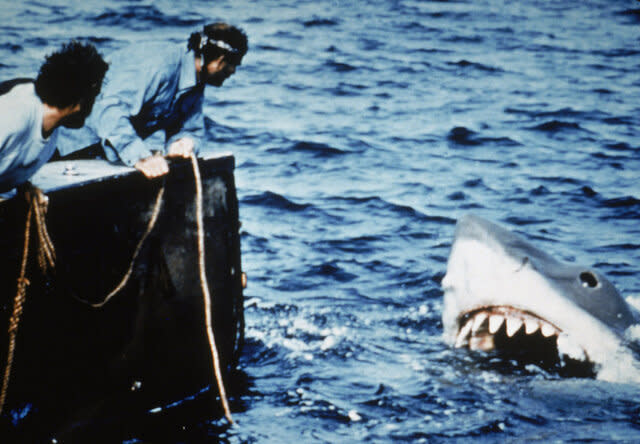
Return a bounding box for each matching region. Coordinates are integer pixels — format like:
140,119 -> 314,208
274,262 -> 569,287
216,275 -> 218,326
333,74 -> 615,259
0,153 -> 244,439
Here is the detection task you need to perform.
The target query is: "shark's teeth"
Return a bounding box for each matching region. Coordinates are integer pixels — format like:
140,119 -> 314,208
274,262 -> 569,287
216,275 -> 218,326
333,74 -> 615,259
456,308 -> 568,349
524,318 -> 539,334
455,307 -> 583,358
460,310 -> 559,338
455,319 -> 473,348
488,315 -> 504,334
472,312 -> 488,333
540,322 -> 557,337
455,307 -> 589,366
506,317 -> 523,337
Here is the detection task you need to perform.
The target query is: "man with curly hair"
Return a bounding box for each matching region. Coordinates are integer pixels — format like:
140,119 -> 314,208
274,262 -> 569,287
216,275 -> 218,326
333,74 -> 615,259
56,22 -> 248,179
0,41 -> 108,192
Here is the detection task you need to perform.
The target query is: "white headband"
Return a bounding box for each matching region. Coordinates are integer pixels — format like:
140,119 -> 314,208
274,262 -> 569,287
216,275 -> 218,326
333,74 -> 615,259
201,34 -> 238,53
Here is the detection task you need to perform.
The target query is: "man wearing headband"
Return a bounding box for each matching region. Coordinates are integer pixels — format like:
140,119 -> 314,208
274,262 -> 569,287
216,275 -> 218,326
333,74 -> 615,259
55,23 -> 248,178
0,41 -> 108,192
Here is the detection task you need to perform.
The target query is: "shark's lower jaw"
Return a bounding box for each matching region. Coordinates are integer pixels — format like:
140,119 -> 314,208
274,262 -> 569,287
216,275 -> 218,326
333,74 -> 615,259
455,306 -> 596,376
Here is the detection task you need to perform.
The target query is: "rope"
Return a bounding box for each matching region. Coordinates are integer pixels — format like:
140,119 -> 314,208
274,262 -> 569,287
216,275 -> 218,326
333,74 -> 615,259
91,154 -> 233,422
32,193 -> 55,273
0,188 -> 53,415
90,186 -> 165,308
190,152 -> 233,423
0,159 -> 234,424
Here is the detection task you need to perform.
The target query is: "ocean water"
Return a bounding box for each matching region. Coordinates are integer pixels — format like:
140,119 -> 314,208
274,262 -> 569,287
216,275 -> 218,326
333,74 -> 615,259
1,0 -> 640,442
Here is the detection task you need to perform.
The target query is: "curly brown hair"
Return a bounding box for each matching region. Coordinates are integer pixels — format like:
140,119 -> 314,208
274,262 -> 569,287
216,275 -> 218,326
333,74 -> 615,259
35,41 -> 108,109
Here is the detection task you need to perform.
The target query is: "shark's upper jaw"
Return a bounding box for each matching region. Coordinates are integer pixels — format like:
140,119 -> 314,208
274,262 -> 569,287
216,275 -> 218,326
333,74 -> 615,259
456,306 -> 561,351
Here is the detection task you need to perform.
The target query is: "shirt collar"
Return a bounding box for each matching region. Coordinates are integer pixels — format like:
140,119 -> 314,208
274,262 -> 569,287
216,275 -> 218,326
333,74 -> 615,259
178,48 -> 198,91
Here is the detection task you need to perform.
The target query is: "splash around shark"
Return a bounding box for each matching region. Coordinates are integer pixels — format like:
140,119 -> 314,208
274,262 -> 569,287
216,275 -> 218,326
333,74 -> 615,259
441,214 -> 640,382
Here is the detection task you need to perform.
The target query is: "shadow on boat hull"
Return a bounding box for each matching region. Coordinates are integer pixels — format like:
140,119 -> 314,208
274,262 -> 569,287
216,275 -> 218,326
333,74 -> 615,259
0,153 -> 244,439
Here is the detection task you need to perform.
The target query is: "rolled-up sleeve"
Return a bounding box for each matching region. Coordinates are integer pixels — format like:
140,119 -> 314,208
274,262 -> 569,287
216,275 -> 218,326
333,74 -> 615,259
91,44 -> 187,166
91,65 -> 164,166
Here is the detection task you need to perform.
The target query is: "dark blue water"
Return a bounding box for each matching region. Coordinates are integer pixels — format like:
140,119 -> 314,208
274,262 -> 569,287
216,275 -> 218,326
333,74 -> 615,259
2,0 -> 640,441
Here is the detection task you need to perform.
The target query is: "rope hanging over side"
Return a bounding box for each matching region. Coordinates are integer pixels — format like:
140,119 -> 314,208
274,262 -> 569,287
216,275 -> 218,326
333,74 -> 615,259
0,188 -> 54,415
190,152 -> 233,424
0,160 -> 233,424
84,154 -> 233,421
91,185 -> 165,308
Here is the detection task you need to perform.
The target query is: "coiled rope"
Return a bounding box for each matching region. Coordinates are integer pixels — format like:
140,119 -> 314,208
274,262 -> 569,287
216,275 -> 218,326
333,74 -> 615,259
0,187 -> 56,415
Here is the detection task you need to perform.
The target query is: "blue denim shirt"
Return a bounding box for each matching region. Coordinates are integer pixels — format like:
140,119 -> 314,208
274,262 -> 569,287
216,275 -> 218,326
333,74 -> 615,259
57,42 -> 204,166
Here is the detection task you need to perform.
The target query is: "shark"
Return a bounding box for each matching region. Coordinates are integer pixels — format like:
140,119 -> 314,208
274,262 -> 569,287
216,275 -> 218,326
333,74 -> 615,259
441,214 -> 640,381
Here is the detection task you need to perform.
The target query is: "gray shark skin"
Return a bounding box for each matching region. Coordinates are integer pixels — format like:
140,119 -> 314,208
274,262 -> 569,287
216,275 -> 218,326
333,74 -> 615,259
442,214 -> 640,380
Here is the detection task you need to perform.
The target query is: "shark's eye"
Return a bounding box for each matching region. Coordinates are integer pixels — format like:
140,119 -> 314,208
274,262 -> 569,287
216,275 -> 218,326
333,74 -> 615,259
579,271 -> 599,288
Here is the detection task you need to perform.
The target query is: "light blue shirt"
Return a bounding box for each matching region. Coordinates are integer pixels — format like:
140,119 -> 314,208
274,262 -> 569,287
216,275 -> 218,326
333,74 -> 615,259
0,82 -> 58,192
57,42 -> 204,166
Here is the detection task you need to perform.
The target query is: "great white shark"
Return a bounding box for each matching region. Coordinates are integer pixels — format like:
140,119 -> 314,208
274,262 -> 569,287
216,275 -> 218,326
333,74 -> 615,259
441,214 -> 640,381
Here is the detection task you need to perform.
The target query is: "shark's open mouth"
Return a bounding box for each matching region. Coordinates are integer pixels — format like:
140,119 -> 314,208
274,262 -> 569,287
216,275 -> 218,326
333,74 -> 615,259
442,215 -> 638,380
455,306 -> 595,375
